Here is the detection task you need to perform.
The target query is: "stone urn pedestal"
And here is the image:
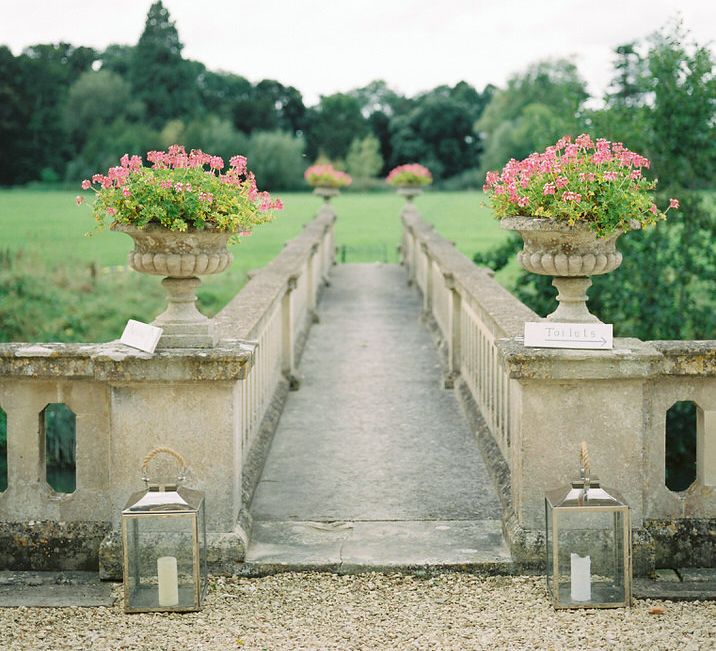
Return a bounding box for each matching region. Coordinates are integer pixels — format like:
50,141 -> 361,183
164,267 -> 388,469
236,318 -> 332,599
397,187 -> 422,203
113,223 -> 233,348
313,187 -> 340,203
501,217 -> 629,323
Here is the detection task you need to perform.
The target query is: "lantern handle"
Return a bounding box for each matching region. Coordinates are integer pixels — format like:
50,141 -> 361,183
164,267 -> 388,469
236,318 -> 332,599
141,446 -> 188,484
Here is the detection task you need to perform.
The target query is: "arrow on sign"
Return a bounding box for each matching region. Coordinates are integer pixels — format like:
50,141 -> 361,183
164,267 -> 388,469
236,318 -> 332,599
545,337 -> 608,346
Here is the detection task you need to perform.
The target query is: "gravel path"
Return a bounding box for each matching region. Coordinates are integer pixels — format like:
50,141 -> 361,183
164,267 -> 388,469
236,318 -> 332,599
1,573 -> 713,650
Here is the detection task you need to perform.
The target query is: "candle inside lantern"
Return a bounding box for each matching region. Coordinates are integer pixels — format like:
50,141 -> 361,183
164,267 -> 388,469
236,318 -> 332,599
157,556 -> 179,607
570,553 -> 591,601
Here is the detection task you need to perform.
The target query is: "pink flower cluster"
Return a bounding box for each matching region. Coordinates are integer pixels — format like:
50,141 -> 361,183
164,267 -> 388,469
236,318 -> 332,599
484,134 -> 658,212
145,145 -> 229,172
79,145 -> 284,236
483,134 -> 679,234
483,135 -> 653,200
386,163 -> 432,186
304,164 -> 352,188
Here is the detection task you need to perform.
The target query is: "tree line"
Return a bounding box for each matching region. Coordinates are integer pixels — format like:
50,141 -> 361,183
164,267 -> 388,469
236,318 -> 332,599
0,1 -> 492,189
0,3 -> 714,197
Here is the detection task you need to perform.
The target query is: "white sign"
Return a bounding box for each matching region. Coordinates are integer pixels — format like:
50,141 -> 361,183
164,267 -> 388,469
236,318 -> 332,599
524,322 -> 613,350
120,319 -> 163,354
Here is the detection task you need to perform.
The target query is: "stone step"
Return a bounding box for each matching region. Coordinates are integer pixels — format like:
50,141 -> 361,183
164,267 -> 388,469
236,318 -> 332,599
634,568 -> 716,601
0,571 -> 116,608
242,519 -> 513,576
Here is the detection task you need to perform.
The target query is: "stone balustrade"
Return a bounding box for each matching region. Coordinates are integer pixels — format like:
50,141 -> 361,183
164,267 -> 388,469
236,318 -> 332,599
0,206 -> 336,575
402,206 -> 715,573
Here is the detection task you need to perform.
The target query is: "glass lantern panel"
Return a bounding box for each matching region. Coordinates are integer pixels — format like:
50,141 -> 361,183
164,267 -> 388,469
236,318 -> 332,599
126,514 -> 198,610
555,509 -> 626,606
545,500 -> 553,597
199,501 -> 208,601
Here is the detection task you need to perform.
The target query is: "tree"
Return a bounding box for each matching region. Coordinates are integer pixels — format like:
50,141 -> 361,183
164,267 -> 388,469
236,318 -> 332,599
648,23 -> 716,189
182,115 -> 249,164
0,46 -> 30,184
65,70 -> 135,144
247,131 -> 306,191
129,1 -> 200,127
304,93 -> 368,160
478,59 -> 588,136
477,60 -> 588,173
479,103 -> 568,173
606,43 -> 649,109
100,44 -> 134,77
346,134 -> 383,182
389,88 -> 481,179
19,43 -> 97,181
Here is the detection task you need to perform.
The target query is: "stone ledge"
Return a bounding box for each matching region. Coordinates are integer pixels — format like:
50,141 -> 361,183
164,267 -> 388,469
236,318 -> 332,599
0,341 -> 254,382
402,211 -> 537,338
98,527 -> 249,580
216,210 -> 336,341
498,337 -> 663,380
651,340 -> 716,376
0,521 -> 112,572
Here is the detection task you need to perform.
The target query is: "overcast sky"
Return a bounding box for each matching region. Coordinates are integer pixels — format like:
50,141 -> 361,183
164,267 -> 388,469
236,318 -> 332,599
1,0 -> 714,105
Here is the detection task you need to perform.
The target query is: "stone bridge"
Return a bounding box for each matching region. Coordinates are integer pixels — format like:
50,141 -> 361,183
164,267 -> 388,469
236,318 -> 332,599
0,201 -> 714,579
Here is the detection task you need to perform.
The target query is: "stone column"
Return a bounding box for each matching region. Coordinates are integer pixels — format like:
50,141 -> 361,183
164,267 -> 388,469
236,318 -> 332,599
421,242 -> 433,316
444,272 -> 461,388
307,243 -> 320,324
282,275 -> 300,390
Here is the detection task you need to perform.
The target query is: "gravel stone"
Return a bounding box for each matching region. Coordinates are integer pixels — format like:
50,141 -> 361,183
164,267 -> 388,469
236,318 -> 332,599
1,573 -> 713,650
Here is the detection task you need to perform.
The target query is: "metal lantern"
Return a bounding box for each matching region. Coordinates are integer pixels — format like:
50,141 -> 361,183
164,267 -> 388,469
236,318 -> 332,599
545,442 -> 631,609
121,447 -> 207,613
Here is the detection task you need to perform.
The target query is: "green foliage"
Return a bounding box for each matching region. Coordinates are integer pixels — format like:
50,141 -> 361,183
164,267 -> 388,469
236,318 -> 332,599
648,24 -> 716,189
390,85 -> 484,179
66,118 -> 162,183
479,103 -> 569,174
305,93 -> 369,160
346,135 -> 383,184
478,59 -> 588,136
665,401 -> 697,491
247,131 -> 306,191
181,115 -> 250,165
129,1 -> 200,128
477,60 -> 588,174
0,252 -> 165,343
65,70 -> 135,141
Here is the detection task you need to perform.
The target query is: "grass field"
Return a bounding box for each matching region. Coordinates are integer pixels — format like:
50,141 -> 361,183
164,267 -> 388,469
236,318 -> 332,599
0,189 -> 509,343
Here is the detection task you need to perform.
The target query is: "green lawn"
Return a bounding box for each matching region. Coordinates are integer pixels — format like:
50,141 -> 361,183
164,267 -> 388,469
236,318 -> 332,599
0,189 -> 509,343
0,188 -> 504,264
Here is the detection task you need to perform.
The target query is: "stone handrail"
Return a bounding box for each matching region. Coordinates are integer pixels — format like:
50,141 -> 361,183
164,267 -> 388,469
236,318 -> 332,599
0,206 -> 336,574
402,206 -> 716,571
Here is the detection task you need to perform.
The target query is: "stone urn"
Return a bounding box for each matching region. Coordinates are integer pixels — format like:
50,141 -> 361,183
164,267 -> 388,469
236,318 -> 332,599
501,217 -> 629,323
397,187 -> 422,203
112,223 -> 233,348
313,187 -> 340,203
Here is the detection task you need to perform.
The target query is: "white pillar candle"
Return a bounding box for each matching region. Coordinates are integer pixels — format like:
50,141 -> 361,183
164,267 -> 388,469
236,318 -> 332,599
157,556 -> 179,607
570,553 -> 592,601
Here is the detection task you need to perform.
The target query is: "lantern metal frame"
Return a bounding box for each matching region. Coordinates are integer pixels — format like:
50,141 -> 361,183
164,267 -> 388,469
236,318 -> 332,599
121,447 -> 207,614
545,445 -> 632,609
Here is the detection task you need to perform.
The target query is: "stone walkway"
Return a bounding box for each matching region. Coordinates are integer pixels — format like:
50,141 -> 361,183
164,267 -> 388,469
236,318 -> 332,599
245,264 -> 510,572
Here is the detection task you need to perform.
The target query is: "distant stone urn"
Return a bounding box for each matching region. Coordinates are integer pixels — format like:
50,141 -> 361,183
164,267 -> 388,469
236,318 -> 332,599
113,223 -> 233,348
313,187 -> 340,203
397,187 -> 422,203
501,217 -> 629,323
